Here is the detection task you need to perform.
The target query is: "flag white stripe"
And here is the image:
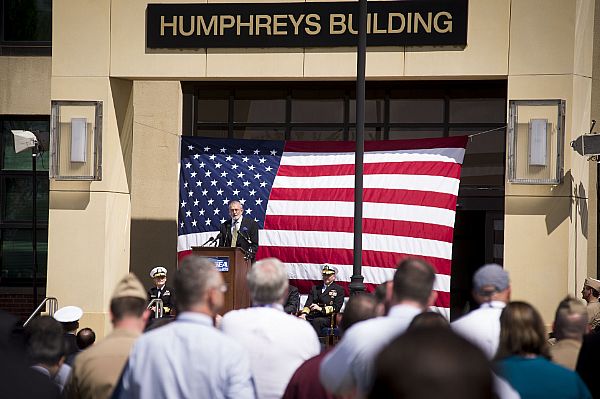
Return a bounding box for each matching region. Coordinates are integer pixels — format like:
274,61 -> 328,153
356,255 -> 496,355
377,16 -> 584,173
177,231 -> 219,252
260,230 -> 453,260
284,262 -> 451,292
297,300 -> 450,319
280,148 -> 466,166
266,200 -> 456,227
272,174 -> 460,195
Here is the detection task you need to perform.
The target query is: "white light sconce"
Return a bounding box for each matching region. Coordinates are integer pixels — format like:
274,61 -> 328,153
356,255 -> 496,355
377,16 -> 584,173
508,100 -> 565,185
50,100 -> 102,180
70,117 -> 87,163
528,119 -> 548,167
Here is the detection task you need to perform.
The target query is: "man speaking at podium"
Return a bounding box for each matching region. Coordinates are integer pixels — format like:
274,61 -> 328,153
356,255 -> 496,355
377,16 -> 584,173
218,200 -> 259,259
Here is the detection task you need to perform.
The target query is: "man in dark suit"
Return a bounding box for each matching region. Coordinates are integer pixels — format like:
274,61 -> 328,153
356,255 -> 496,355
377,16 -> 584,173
148,266 -> 176,317
284,285 -> 301,315
218,200 -> 259,259
300,265 -> 345,336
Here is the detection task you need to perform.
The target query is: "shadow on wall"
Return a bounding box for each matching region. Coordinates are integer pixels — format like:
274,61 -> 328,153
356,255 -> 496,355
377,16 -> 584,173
49,183 -> 91,210
130,218 -> 178,289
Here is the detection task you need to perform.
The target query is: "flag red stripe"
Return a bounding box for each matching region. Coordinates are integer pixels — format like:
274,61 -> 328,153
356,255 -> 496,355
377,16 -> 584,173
291,279 -> 450,308
264,215 -> 455,243
284,136 -> 469,152
276,162 -> 462,179
258,246 -> 451,276
269,188 -> 458,210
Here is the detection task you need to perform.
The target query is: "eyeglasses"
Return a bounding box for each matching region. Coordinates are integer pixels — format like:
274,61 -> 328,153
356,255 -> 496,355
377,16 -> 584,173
229,208 -> 243,213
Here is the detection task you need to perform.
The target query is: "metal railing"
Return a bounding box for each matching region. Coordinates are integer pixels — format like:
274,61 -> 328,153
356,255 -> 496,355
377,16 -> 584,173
23,297 -> 59,327
147,298 -> 164,318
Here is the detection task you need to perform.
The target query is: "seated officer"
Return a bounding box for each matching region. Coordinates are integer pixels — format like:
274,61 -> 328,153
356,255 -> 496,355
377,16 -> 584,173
299,265 -> 345,336
147,266 -> 175,317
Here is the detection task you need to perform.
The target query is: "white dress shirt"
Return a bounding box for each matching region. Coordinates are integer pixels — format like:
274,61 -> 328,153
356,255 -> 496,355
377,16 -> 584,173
116,312 -> 256,399
221,305 -> 320,399
319,304 -> 422,396
451,300 -> 506,359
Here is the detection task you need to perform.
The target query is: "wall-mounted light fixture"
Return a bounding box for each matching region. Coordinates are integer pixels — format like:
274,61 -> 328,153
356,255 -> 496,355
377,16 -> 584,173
50,100 -> 102,180
508,99 -> 565,184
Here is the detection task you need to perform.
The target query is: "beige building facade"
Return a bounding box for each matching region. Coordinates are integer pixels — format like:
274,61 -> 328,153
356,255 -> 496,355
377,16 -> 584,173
2,0 -> 599,335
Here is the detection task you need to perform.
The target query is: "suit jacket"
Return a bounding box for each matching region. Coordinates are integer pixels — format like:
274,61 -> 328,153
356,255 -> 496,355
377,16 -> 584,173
302,283 -> 345,317
148,285 -> 175,316
218,217 -> 259,256
64,333 -> 79,366
284,285 -> 300,314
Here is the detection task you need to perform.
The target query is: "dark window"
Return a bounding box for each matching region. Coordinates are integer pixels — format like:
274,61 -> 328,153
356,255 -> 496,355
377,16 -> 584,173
0,0 -> 52,56
0,117 -> 49,287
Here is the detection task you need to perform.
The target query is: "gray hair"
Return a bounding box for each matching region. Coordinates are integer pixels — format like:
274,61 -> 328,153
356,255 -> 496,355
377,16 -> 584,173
247,258 -> 289,305
554,296 -> 588,340
175,256 -> 221,311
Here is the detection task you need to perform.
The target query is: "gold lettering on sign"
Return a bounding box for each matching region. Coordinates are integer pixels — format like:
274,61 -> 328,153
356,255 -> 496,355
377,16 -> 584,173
219,15 -> 235,35
198,15 -> 217,36
256,15 -> 273,35
330,14 -> 346,34
414,12 -> 432,33
178,16 -> 195,36
372,13 -> 386,34
237,15 -> 254,36
347,13 -> 358,34
305,14 -> 321,35
388,13 -> 405,34
273,15 -> 287,35
434,11 -> 452,33
160,16 -> 177,36
288,14 -> 305,35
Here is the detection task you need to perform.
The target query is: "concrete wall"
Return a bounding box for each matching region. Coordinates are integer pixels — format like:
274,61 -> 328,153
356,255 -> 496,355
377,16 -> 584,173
0,57 -> 51,114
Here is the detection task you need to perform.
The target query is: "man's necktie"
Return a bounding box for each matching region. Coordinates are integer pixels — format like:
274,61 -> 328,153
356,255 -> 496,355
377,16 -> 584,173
231,221 -> 238,247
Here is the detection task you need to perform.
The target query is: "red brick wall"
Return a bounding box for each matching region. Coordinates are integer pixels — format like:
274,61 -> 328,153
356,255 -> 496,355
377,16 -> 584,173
0,289 -> 46,322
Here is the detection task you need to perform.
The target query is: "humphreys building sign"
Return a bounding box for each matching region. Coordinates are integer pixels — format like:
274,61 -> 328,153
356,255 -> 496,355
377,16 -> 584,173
146,0 -> 468,48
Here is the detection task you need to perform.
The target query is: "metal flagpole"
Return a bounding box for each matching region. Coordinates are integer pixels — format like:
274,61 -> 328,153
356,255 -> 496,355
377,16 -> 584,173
350,0 -> 367,295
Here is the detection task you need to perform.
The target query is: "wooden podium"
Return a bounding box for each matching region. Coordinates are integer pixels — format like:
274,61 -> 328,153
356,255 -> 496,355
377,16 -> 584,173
191,246 -> 251,313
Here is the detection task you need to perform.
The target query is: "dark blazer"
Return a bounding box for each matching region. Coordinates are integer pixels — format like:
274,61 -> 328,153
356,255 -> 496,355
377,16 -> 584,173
218,217 -> 259,256
302,283 -> 345,316
148,285 -> 175,316
284,285 -> 300,314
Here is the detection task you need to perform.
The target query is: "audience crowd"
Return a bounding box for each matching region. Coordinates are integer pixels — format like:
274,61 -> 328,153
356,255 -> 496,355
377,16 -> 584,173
1,256 -> 600,399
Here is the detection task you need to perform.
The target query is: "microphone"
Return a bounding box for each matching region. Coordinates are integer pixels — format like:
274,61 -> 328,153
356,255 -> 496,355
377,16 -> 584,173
200,236 -> 215,247
212,232 -> 223,247
239,227 -> 254,245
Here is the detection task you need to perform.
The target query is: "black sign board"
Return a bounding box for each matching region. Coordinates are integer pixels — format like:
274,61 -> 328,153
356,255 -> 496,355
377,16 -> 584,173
146,0 -> 468,48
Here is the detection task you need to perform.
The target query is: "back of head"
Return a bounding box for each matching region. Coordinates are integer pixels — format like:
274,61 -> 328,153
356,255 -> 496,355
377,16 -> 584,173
26,316 -> 65,366
554,296 -> 587,341
369,328 -> 493,399
175,256 -> 220,311
76,328 -> 96,350
407,311 -> 449,331
247,258 -> 289,305
497,301 -> 549,359
393,258 -> 436,306
110,273 -> 149,323
340,293 -> 377,334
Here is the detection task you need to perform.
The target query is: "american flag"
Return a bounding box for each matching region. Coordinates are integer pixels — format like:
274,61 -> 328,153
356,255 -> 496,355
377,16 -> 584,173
178,136 -> 468,317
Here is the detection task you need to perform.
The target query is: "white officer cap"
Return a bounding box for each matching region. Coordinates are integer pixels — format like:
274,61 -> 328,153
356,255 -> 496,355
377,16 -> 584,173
54,305 -> 83,323
150,266 -> 168,278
